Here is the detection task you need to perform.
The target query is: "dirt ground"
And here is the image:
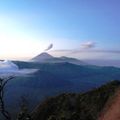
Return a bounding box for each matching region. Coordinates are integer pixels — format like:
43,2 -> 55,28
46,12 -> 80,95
99,89 -> 120,120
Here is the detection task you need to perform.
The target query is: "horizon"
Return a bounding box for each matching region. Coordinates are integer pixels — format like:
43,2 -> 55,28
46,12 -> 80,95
0,0 -> 120,62
0,51 -> 120,67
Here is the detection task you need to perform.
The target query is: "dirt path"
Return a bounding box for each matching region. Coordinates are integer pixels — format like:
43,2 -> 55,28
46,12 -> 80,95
99,89 -> 120,120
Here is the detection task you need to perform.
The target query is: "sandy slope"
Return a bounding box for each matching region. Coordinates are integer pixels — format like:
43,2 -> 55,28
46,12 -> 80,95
99,89 -> 120,120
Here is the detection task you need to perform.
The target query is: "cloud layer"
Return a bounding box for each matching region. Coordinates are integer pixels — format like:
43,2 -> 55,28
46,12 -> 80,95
0,60 -> 37,78
51,49 -> 120,54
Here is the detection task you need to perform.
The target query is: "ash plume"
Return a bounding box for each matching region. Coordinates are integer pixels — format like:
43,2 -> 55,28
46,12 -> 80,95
44,44 -> 53,51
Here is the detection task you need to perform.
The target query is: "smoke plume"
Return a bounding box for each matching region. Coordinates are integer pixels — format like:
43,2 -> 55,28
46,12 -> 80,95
44,44 -> 53,51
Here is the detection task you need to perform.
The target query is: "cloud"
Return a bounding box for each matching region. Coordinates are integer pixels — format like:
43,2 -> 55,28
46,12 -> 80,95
51,49 -> 120,55
49,41 -> 120,60
80,41 -> 95,49
44,44 -> 53,51
0,60 -> 19,71
0,60 -> 37,78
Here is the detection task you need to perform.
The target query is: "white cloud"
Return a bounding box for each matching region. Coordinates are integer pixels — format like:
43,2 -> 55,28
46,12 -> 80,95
80,41 -> 95,49
0,60 -> 37,78
0,60 -> 19,71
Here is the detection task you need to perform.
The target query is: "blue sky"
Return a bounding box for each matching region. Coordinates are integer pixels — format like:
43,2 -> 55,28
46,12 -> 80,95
0,0 -> 120,60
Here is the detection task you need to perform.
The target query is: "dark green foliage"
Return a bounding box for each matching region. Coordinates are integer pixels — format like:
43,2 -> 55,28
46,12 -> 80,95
32,80 -> 120,120
17,97 -> 32,120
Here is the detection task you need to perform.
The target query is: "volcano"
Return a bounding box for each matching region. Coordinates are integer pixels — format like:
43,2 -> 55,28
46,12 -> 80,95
31,52 -> 54,62
31,52 -> 87,65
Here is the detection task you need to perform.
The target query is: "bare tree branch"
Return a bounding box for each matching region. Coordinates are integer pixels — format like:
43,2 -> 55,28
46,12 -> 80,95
0,77 -> 14,120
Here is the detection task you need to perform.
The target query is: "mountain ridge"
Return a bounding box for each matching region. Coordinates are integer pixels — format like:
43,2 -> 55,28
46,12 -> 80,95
31,52 -> 87,65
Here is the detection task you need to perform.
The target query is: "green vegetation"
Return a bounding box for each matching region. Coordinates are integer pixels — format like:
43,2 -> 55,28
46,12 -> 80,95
32,80 -> 120,120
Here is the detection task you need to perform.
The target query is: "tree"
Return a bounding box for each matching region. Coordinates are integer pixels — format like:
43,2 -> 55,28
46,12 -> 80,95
0,77 -> 14,120
47,115 -> 57,120
0,60 -> 37,120
17,96 -> 32,120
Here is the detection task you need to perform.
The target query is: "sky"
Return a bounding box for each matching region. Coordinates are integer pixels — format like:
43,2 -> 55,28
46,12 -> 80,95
0,0 -> 120,60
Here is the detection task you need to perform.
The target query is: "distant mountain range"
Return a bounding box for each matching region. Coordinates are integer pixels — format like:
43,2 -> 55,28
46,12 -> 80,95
31,52 -> 87,65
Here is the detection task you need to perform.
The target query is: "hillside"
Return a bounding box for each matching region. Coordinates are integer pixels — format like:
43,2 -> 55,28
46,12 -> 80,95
4,61 -> 120,115
32,80 -> 120,120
